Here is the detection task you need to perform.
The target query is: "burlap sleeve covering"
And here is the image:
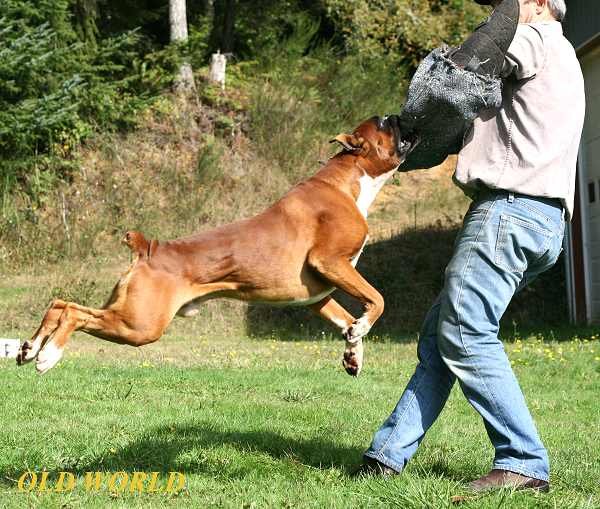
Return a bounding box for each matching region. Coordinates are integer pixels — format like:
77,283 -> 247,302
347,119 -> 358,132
399,47 -> 503,171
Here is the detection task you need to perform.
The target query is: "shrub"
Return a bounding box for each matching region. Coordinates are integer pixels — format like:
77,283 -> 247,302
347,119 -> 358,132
247,15 -> 409,182
0,0 -> 174,202
325,0 -> 488,71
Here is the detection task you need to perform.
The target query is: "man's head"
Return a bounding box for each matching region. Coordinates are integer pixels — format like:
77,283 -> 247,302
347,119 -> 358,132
484,0 -> 565,22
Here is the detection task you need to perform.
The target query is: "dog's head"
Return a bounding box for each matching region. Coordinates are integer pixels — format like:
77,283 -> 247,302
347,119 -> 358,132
330,115 -> 418,175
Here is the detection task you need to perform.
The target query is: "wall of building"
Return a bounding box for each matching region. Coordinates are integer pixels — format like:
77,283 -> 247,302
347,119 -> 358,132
564,0 -> 600,50
563,1 -> 600,322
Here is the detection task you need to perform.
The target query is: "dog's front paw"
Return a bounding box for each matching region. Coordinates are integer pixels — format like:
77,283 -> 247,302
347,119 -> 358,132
341,316 -> 371,376
342,338 -> 363,377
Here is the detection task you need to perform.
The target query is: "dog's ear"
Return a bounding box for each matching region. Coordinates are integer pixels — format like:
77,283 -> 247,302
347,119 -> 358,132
330,133 -> 367,153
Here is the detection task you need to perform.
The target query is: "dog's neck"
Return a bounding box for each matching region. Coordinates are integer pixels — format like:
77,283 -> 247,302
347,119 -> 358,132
313,154 -> 397,218
355,166 -> 397,218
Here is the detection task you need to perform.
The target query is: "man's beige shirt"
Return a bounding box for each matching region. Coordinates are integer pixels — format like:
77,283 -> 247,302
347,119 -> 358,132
454,21 -> 586,219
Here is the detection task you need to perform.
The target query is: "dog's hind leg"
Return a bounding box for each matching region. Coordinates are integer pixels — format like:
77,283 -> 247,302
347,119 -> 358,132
21,274 -> 240,374
17,299 -> 68,365
310,296 -> 354,333
31,301 -> 172,374
18,261 -> 180,373
309,296 -> 364,377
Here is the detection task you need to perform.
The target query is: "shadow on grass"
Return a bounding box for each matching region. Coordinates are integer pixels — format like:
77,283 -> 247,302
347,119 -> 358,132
1,423 -> 473,491
245,223 -> 568,340
1,424 -> 370,485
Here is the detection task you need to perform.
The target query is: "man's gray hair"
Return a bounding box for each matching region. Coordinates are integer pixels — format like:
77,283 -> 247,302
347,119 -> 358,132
547,0 -> 566,21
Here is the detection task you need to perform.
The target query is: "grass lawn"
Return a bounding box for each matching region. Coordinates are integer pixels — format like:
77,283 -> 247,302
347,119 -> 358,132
1,324 -> 599,508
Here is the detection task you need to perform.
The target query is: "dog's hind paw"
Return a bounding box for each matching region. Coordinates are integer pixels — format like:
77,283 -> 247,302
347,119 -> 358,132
35,342 -> 64,374
16,337 -> 44,366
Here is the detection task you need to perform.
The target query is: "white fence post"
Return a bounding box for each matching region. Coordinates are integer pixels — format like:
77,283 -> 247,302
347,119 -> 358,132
209,51 -> 227,90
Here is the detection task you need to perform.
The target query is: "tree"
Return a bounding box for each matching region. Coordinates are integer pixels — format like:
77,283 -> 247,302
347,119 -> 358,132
220,0 -> 236,53
169,0 -> 196,93
210,0 -> 236,54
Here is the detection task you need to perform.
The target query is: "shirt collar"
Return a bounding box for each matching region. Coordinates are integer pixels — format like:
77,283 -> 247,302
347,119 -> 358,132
527,21 -> 563,34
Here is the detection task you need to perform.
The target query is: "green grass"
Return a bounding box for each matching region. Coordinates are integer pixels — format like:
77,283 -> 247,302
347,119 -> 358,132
1,329 -> 599,508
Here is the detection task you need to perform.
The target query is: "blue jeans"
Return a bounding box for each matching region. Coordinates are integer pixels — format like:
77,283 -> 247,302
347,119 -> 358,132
364,191 -> 565,481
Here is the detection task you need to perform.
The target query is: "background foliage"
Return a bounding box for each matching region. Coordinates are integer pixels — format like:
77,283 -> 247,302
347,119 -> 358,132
0,0 -> 487,197
1,1 -> 158,172
326,0 -> 486,68
2,0 -> 565,335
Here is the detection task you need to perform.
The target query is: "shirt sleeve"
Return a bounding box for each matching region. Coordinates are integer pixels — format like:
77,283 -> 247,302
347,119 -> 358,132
501,24 -> 546,80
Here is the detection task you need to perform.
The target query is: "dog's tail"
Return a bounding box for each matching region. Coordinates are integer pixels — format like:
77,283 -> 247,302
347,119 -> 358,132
122,230 -> 158,259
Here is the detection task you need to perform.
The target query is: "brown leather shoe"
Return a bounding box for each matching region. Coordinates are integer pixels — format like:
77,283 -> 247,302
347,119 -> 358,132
351,456 -> 400,478
469,469 -> 550,493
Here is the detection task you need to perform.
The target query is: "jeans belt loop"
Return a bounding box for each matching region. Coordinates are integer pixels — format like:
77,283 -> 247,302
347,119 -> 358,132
507,192 -> 515,203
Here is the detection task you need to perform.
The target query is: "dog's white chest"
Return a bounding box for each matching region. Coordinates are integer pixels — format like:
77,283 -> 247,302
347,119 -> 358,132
355,168 -> 397,218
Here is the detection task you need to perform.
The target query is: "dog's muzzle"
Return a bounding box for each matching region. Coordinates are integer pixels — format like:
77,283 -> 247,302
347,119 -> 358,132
380,115 -> 420,159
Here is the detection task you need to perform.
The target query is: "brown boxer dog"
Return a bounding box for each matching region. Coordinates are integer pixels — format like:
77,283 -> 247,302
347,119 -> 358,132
17,115 -> 417,376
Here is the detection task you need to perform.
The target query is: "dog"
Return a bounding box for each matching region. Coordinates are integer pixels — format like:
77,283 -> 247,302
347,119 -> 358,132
17,115 -> 417,376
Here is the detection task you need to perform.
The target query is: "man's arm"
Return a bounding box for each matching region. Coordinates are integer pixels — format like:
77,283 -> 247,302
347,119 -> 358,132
501,24 -> 546,80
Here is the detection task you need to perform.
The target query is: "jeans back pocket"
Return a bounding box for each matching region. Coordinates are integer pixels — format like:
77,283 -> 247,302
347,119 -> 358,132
494,214 -> 553,273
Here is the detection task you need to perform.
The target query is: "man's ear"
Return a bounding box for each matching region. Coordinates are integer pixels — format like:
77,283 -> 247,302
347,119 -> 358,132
329,133 -> 368,154
535,0 -> 545,13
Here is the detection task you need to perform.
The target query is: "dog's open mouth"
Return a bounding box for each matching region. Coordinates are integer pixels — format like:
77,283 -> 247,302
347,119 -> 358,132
380,114 -> 420,159
397,132 -> 420,157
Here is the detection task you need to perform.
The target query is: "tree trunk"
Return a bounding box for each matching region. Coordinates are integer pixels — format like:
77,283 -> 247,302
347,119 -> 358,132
169,0 -> 196,94
221,0 -> 236,53
210,0 -> 236,53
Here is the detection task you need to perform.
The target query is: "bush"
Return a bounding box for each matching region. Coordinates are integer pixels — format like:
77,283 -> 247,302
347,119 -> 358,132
325,0 -> 488,71
247,15 -> 409,182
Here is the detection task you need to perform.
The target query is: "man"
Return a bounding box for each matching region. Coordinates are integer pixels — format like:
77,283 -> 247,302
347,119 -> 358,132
358,0 -> 585,492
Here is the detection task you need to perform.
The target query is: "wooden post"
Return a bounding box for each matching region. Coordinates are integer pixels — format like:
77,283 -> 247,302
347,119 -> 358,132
209,51 -> 227,89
